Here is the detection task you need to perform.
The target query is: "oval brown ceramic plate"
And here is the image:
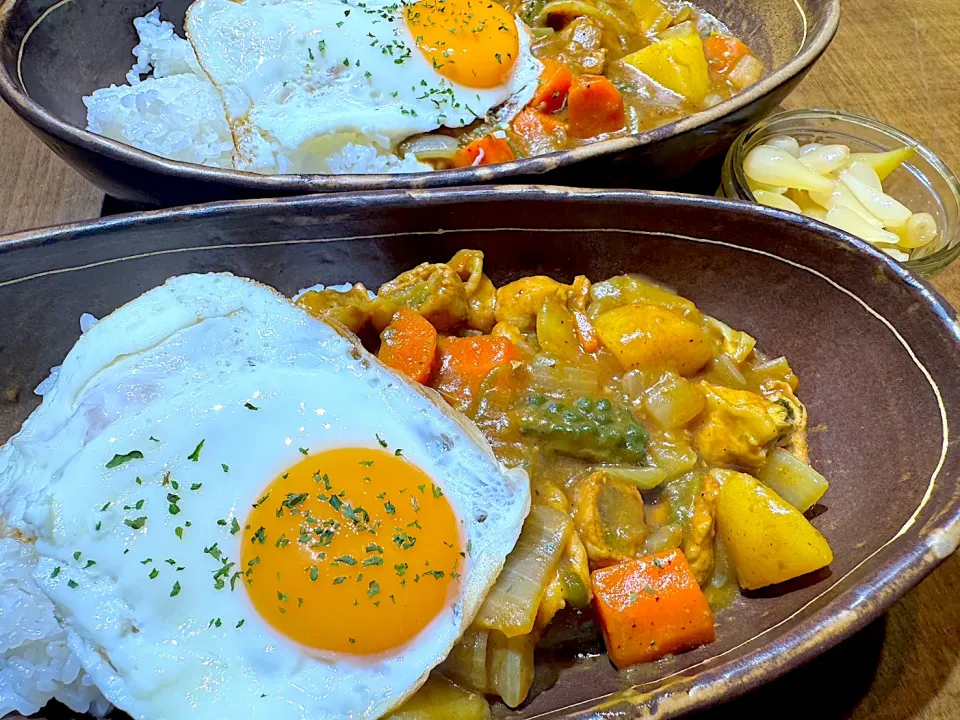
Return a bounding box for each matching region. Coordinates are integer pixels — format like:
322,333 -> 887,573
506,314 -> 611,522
0,0 -> 838,205
0,187 -> 958,718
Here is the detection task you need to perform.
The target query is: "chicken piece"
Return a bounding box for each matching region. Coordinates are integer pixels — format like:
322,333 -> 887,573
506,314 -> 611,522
572,470 -> 647,568
537,16 -> 607,75
693,382 -> 790,468
494,276 -> 570,332
682,471 -> 720,585
295,284 -> 374,334
372,262 -> 469,331
448,250 -> 497,333
762,379 -> 809,464
534,482 -> 593,629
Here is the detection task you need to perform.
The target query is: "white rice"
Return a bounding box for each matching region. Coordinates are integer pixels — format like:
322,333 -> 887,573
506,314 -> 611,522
1,313 -> 109,717
0,539 -> 111,717
83,7 -> 434,174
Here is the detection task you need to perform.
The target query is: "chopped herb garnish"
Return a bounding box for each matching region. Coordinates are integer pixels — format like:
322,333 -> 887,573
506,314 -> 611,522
360,460 -> 374,467
368,580 -> 380,598
73,551 -> 81,561
384,501 -> 396,515
424,570 -> 445,580
67,580 -> 78,589
299,447 -> 309,456
149,436 -> 160,442
231,518 -> 241,535
175,526 -> 184,539
124,516 -> 147,530
100,502 -> 111,512
363,556 -> 384,567
106,450 -> 143,469
652,557 -> 665,569
252,526 -> 267,544
253,492 -> 271,508
432,484 -> 444,499
282,493 -> 309,510
394,563 -> 408,577
187,439 -> 205,462
366,543 -> 383,554
392,530 -> 416,550
244,402 -> 259,411
334,555 -> 357,566
85,560 -> 96,569
333,576 -> 346,585
395,449 -> 403,456
50,566 -> 61,578
236,619 -> 245,628
149,568 -> 159,579
190,483 -> 202,491
349,637 -> 356,644
329,495 -> 343,512
628,591 -> 639,605
222,464 -> 230,473
170,581 -> 181,597
95,521 -> 102,531
376,434 -> 388,447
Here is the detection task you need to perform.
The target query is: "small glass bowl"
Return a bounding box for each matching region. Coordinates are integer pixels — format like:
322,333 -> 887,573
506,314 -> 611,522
720,109 -> 960,276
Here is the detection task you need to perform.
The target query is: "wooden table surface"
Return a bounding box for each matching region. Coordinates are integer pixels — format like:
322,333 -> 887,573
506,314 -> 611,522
1,0 -> 958,717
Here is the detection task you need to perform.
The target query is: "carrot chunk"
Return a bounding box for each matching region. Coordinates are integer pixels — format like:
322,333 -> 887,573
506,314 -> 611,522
377,307 -> 439,384
591,549 -> 715,668
703,34 -> 750,75
453,135 -> 516,168
530,59 -> 574,114
510,108 -> 568,156
567,75 -> 626,139
432,336 -> 519,409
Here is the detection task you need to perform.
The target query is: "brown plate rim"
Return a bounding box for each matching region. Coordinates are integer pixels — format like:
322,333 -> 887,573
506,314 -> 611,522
0,186 -> 957,719
0,0 -> 839,192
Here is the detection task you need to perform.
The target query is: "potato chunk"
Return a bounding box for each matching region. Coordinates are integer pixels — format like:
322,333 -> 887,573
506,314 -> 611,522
594,303 -> 713,375
693,383 -> 789,468
621,22 -> 711,106
715,469 -> 833,590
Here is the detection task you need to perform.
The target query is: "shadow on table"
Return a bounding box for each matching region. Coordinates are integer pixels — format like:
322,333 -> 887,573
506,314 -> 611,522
695,553 -> 960,720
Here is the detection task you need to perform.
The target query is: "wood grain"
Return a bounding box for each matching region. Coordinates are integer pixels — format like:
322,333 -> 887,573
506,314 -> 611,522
0,103 -> 102,233
1,0 -> 958,717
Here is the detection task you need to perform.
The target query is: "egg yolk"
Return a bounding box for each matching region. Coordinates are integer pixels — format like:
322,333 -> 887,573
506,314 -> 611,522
405,0 -> 519,89
241,448 -> 463,655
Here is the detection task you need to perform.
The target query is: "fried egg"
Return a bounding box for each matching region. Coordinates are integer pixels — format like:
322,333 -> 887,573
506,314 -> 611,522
185,0 -> 542,172
0,273 -> 530,718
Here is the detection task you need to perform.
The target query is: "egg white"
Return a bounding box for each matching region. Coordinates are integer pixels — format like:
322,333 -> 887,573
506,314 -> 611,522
185,0 -> 542,173
0,273 -> 530,719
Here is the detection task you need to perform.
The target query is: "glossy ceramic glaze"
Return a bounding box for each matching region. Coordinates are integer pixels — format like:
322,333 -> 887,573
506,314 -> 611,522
0,187 -> 957,718
0,0 -> 838,205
